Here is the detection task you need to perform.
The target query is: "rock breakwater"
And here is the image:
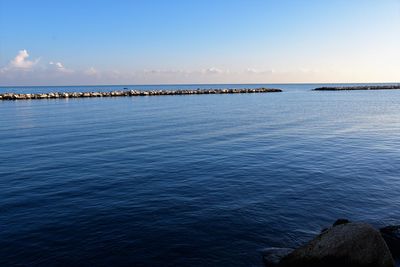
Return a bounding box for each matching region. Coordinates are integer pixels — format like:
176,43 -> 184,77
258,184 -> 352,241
314,85 -> 400,91
0,88 -> 282,101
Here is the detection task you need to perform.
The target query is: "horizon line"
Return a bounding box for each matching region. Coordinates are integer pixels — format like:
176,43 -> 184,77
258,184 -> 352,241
1,81 -> 400,88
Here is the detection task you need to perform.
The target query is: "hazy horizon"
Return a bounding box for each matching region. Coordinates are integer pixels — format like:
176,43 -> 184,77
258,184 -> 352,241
1,82 -> 400,89
1,0 -> 399,86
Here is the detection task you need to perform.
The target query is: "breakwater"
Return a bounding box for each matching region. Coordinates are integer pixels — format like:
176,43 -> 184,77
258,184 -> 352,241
0,88 -> 282,100
314,85 -> 400,91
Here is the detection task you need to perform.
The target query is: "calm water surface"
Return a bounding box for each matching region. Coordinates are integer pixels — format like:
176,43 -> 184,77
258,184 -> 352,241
1,84 -> 400,266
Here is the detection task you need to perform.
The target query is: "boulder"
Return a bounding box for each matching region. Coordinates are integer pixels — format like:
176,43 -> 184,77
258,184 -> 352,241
278,222 -> 395,267
380,225 -> 400,259
333,218 -> 350,226
262,248 -> 293,267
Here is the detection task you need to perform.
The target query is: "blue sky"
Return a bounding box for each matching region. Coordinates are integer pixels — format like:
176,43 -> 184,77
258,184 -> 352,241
0,0 -> 399,85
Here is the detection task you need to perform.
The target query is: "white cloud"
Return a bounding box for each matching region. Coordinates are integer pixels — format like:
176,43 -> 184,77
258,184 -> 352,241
204,67 -> 224,74
49,61 -> 73,73
10,49 -> 39,69
245,68 -> 275,74
85,67 -> 98,76
49,61 -> 63,68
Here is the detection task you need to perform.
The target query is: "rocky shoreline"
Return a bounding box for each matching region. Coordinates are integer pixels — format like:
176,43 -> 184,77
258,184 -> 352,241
314,85 -> 400,91
262,219 -> 400,267
0,88 -> 282,101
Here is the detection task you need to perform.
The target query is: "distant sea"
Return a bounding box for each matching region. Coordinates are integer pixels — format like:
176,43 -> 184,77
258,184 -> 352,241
1,83 -> 400,266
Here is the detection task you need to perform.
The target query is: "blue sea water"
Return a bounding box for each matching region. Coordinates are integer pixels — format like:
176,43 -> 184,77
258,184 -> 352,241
1,83 -> 400,266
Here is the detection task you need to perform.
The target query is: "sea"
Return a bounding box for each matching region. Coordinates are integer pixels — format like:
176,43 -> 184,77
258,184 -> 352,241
1,83 -> 400,266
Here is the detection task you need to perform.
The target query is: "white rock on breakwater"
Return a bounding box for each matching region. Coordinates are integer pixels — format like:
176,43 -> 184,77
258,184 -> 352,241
0,88 -> 282,101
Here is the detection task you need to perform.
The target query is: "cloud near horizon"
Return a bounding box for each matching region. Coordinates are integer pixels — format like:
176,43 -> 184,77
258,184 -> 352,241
48,61 -> 73,73
1,49 -> 397,86
0,50 -> 282,86
6,49 -> 40,70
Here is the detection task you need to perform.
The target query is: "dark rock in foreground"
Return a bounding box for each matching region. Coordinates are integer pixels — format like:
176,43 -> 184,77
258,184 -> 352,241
314,85 -> 400,91
265,221 -> 395,267
0,88 -> 282,101
381,225 -> 400,259
332,218 -> 350,226
262,248 -> 294,267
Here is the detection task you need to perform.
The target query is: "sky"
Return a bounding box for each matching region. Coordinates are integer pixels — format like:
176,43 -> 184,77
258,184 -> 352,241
0,0 -> 399,86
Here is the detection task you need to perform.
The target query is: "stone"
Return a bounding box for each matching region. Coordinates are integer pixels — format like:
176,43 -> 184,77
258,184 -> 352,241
262,248 -> 294,267
333,218 -> 351,226
380,225 -> 400,259
278,222 -> 395,267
